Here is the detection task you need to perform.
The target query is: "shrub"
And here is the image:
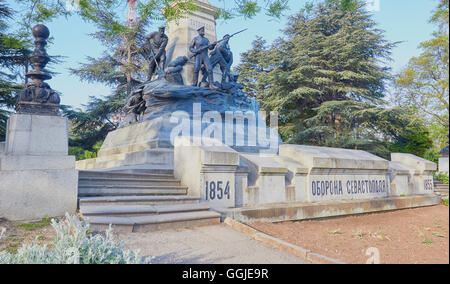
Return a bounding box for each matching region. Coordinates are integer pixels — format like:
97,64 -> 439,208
435,172 -> 449,184
0,214 -> 150,264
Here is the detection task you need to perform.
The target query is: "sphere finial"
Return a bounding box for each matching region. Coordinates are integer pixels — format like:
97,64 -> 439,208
32,24 -> 50,39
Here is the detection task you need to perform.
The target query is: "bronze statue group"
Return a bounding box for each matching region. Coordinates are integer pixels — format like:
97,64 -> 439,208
125,25 -> 244,123
147,26 -> 238,89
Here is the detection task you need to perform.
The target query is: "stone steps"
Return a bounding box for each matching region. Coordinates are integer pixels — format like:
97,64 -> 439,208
76,149 -> 174,171
79,195 -> 200,206
78,186 -> 188,197
79,170 -> 175,180
84,211 -> 221,233
81,203 -> 211,217
79,177 -> 181,187
77,169 -> 221,232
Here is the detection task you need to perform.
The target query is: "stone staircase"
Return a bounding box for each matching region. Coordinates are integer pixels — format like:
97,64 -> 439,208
78,169 -> 221,233
434,180 -> 449,199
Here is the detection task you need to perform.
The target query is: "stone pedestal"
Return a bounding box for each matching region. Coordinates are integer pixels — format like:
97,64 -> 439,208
391,153 -> 436,195
174,136 -> 239,208
0,114 -> 78,221
278,145 -> 391,203
166,0 -> 222,85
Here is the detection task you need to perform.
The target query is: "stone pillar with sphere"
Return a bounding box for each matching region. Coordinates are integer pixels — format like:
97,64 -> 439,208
0,24 -> 78,221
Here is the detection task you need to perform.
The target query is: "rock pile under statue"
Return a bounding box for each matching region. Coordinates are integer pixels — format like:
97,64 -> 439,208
115,59 -> 277,154
112,26 -> 280,155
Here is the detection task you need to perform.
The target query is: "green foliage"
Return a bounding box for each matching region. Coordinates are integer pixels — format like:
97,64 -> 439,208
0,214 -> 148,264
16,216 -> 51,231
0,0 -> 27,141
435,172 -> 449,184
236,1 -> 429,158
215,0 -> 357,20
395,0 -> 449,150
423,149 -> 441,164
63,92 -> 126,153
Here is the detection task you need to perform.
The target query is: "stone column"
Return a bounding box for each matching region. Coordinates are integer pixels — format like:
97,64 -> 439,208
165,0 -> 222,85
0,25 -> 78,221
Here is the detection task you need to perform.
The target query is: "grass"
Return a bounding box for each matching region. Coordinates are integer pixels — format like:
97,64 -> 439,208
443,198 -> 449,207
0,217 -> 55,255
353,229 -> 365,240
330,228 -> 343,235
432,232 -> 445,238
15,217 -> 51,231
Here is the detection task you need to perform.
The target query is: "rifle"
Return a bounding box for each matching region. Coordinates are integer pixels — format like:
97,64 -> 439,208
189,28 -> 247,59
149,48 -> 165,77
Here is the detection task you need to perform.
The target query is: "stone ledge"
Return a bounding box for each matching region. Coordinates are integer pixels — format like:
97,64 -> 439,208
240,154 -> 288,174
76,148 -> 174,171
0,155 -> 75,171
279,145 -> 389,170
392,153 -> 437,172
218,195 -> 441,223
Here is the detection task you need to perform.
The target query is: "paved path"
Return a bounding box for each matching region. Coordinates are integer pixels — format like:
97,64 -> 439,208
118,224 -> 310,264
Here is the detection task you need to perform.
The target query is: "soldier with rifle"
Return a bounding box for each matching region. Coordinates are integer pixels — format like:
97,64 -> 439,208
191,28 -> 246,88
204,34 -> 233,86
189,26 -> 217,89
146,26 -> 168,81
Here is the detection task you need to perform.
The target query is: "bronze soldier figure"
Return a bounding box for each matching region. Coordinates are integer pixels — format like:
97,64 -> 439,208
205,34 -> 233,86
146,26 -> 168,80
124,90 -> 146,123
189,26 -> 216,89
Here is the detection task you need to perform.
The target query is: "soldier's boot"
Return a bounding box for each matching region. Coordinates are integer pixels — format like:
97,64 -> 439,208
208,71 -> 218,90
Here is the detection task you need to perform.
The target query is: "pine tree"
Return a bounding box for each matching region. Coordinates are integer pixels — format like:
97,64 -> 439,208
0,0 -> 27,140
237,0 -> 432,158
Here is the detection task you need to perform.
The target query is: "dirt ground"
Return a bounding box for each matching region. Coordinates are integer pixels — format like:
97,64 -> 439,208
251,205 -> 449,264
0,218 -> 55,254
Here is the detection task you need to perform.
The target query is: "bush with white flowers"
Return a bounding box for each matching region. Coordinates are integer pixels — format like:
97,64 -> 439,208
0,213 -> 149,264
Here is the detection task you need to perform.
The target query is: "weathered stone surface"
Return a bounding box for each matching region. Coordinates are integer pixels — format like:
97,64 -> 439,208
76,149 -> 174,171
218,195 -> 441,223
0,142 -> 4,154
174,137 -> 238,208
391,153 -> 436,195
5,114 -> 68,156
278,145 -> 391,203
0,155 -> 74,171
239,154 -> 288,205
391,153 -> 437,172
279,145 -> 389,170
0,114 -> 77,221
0,167 -> 78,221
388,161 -> 412,196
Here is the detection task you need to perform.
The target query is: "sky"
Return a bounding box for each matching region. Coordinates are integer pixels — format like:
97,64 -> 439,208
6,0 -> 439,109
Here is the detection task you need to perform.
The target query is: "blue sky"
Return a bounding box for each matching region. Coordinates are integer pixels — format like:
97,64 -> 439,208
6,0 -> 439,108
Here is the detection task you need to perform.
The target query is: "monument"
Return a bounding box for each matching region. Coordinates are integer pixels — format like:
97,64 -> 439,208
0,25 -> 78,221
75,8 -> 440,226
